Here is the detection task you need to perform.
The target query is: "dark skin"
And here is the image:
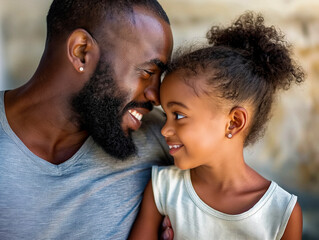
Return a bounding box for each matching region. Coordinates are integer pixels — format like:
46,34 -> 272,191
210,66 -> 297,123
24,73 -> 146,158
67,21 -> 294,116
4,7 -> 174,239
130,71 -> 302,239
4,29 -> 99,164
4,7 -> 173,164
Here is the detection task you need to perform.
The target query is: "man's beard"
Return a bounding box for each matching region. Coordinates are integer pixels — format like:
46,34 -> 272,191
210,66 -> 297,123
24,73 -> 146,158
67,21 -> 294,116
71,59 -> 152,159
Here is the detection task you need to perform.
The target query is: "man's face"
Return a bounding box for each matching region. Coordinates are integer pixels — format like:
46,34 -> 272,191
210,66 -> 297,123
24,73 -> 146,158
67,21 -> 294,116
72,7 -> 173,159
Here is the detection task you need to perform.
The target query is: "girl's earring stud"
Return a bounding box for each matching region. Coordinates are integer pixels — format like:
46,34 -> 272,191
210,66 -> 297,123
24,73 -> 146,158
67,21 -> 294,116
227,133 -> 233,139
79,67 -> 84,72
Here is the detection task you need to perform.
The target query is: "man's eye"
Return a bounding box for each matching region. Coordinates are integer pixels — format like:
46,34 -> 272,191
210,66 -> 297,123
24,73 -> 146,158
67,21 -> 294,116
144,70 -> 154,75
174,113 -> 185,120
136,67 -> 155,79
142,70 -> 154,78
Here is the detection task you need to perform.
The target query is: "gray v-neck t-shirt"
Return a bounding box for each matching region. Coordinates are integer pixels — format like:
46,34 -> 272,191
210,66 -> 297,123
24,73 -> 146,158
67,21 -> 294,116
0,91 -> 171,240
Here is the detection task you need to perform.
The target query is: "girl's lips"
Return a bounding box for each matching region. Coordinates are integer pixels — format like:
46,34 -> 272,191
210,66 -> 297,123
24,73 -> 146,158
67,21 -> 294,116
167,143 -> 184,155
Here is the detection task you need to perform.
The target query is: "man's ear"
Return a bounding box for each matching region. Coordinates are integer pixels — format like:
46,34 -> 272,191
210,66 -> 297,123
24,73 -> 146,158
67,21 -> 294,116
226,107 -> 248,138
67,29 -> 99,73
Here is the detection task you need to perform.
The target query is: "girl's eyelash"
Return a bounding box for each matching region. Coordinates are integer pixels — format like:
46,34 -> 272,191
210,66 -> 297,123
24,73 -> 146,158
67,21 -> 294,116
161,111 -> 185,120
174,112 -> 185,120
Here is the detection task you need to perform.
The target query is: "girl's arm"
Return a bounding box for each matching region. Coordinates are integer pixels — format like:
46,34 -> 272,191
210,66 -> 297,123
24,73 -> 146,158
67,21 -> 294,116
281,202 -> 303,240
129,180 -> 163,240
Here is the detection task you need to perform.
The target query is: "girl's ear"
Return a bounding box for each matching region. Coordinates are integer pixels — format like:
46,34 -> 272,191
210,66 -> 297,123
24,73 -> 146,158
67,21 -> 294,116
226,107 -> 248,138
67,29 -> 100,73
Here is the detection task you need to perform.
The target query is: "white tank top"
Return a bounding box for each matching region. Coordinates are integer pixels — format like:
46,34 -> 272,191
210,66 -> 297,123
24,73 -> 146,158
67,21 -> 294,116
152,165 -> 297,240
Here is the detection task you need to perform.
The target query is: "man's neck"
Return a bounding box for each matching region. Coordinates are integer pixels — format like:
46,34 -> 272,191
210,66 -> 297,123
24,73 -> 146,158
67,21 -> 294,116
4,85 -> 89,165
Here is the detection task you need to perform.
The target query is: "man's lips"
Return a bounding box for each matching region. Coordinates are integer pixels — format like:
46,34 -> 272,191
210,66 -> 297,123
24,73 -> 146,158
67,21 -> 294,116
123,108 -> 151,132
128,109 -> 143,121
121,101 -> 153,132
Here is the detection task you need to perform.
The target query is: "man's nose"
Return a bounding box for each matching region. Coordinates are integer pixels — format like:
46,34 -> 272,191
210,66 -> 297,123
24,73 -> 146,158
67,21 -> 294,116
144,79 -> 160,106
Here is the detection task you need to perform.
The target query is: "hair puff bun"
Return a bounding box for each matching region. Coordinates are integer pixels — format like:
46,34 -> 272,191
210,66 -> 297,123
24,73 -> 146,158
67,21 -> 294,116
206,12 -> 304,91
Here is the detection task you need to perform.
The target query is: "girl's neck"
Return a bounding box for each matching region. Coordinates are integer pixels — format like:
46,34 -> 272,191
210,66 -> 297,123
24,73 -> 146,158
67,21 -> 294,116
190,152 -> 263,192
189,152 -> 270,215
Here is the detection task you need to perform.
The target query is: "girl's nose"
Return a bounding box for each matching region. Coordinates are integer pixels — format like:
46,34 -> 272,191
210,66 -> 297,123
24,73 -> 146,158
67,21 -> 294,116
161,120 -> 174,137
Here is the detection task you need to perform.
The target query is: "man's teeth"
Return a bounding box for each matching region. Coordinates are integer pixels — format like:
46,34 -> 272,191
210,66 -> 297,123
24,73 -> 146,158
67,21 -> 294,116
128,110 -> 143,121
169,145 -> 182,149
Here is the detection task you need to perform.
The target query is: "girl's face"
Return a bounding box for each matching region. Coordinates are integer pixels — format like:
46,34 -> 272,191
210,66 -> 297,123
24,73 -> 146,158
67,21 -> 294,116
160,71 -> 230,170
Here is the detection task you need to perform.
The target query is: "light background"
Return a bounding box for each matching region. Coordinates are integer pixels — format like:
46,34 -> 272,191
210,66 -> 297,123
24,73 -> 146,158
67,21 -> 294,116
0,0 -> 318,239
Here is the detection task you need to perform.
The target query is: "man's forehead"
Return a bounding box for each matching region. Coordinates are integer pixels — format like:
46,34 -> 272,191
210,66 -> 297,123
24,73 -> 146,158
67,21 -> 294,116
99,6 -> 169,42
94,5 -> 172,72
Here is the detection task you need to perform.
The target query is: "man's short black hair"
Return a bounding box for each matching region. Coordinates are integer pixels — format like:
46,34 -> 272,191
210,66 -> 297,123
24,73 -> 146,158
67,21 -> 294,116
46,0 -> 170,42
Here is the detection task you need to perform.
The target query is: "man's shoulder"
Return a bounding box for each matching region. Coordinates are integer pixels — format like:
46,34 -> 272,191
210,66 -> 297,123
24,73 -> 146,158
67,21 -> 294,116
134,107 -> 173,164
142,107 -> 165,127
134,107 -> 165,142
138,107 -> 165,136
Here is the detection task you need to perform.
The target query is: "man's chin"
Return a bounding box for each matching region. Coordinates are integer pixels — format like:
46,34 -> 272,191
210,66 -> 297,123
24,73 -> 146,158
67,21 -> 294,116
92,132 -> 137,160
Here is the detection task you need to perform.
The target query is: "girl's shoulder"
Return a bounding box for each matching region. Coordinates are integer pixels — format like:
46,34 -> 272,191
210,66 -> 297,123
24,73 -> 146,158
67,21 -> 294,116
152,165 -> 182,174
152,165 -> 186,184
268,181 -> 297,209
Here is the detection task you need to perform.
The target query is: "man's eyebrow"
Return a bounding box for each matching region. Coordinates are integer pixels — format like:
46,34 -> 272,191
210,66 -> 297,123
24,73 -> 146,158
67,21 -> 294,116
167,101 -> 189,109
147,59 -> 166,71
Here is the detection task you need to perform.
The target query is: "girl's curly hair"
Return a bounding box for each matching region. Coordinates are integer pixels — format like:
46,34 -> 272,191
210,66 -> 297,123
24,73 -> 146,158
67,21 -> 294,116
166,12 -> 305,146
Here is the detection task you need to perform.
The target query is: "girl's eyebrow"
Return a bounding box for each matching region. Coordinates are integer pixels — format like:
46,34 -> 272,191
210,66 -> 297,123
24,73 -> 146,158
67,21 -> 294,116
167,101 -> 189,109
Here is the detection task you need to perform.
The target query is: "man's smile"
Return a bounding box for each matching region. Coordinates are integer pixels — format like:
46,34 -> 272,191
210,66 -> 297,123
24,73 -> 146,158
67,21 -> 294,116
128,109 -> 143,121
122,107 -> 152,132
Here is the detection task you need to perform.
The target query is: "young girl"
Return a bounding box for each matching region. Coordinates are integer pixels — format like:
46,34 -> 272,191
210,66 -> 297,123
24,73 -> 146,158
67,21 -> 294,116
129,12 -> 304,240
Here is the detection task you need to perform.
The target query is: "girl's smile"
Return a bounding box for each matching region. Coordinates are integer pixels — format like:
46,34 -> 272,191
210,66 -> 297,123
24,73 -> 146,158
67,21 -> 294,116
160,70 -> 229,170
166,143 -> 184,155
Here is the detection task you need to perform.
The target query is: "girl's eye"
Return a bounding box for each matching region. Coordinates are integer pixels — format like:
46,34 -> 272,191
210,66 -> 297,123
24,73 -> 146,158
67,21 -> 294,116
175,113 -> 185,120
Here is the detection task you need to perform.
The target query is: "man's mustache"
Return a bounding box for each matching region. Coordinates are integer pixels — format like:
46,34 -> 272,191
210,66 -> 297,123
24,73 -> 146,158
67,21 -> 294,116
123,101 -> 154,113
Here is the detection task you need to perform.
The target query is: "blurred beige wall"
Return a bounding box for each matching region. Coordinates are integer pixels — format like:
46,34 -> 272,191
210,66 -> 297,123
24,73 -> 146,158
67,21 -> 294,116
0,0 -> 318,238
